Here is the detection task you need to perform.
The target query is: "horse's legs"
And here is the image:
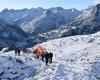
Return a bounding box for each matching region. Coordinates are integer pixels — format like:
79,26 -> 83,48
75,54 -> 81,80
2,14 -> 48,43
41,56 -> 44,62
34,54 -> 39,59
37,55 -> 39,59
18,51 -> 20,56
45,57 -> 48,66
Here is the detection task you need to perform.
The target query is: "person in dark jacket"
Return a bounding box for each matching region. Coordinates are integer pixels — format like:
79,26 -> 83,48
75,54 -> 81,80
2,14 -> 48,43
44,51 -> 49,66
15,49 -> 21,56
15,49 -> 18,56
18,49 -> 21,56
49,52 -> 53,63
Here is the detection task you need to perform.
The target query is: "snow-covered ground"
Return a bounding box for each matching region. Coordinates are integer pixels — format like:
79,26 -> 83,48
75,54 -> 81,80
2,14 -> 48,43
0,32 -> 100,80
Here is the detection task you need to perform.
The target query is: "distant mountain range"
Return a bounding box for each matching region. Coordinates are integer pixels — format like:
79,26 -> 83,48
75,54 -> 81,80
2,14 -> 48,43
36,4 -> 100,41
63,4 -> 100,36
0,4 -> 100,49
0,7 -> 82,34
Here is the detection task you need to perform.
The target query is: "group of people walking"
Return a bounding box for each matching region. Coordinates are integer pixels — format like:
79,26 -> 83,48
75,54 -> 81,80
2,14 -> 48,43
41,51 -> 53,66
14,45 -> 53,66
33,46 -> 53,66
15,49 -> 21,56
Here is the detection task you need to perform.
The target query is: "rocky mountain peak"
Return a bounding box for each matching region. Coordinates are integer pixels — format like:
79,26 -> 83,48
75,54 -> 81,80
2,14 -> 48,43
95,4 -> 100,16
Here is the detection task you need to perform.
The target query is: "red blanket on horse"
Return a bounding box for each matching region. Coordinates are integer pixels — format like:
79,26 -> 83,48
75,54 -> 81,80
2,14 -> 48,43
33,46 -> 45,56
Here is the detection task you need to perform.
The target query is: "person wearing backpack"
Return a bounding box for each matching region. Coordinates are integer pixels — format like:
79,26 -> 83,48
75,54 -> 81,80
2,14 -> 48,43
49,52 -> 53,63
44,51 -> 49,66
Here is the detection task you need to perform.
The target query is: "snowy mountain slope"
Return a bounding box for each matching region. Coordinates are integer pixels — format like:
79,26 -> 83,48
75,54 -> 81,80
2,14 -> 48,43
0,18 -> 29,50
0,51 -> 37,80
0,7 -> 82,34
37,4 -> 100,41
34,27 -> 71,41
67,4 -> 100,35
23,8 -> 82,34
0,31 -> 99,80
26,7 -> 82,34
26,32 -> 100,80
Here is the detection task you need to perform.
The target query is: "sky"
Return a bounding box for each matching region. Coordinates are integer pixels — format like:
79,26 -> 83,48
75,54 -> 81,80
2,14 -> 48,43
0,0 -> 99,11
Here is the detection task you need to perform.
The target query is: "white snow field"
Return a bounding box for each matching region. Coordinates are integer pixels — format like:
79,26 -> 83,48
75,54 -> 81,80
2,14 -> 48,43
0,32 -> 100,80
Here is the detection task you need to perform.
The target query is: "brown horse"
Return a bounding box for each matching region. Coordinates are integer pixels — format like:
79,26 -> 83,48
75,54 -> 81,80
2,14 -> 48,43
33,46 -> 46,59
33,50 -> 45,60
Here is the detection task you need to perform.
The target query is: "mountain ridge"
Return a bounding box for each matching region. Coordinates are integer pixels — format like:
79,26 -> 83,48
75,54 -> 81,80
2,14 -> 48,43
0,18 -> 30,50
0,7 -> 82,34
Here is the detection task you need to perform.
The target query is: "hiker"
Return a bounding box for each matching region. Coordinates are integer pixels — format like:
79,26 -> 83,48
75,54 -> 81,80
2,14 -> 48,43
49,52 -> 53,63
15,49 -> 21,56
15,49 -> 18,56
18,49 -> 21,56
44,51 -> 49,66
